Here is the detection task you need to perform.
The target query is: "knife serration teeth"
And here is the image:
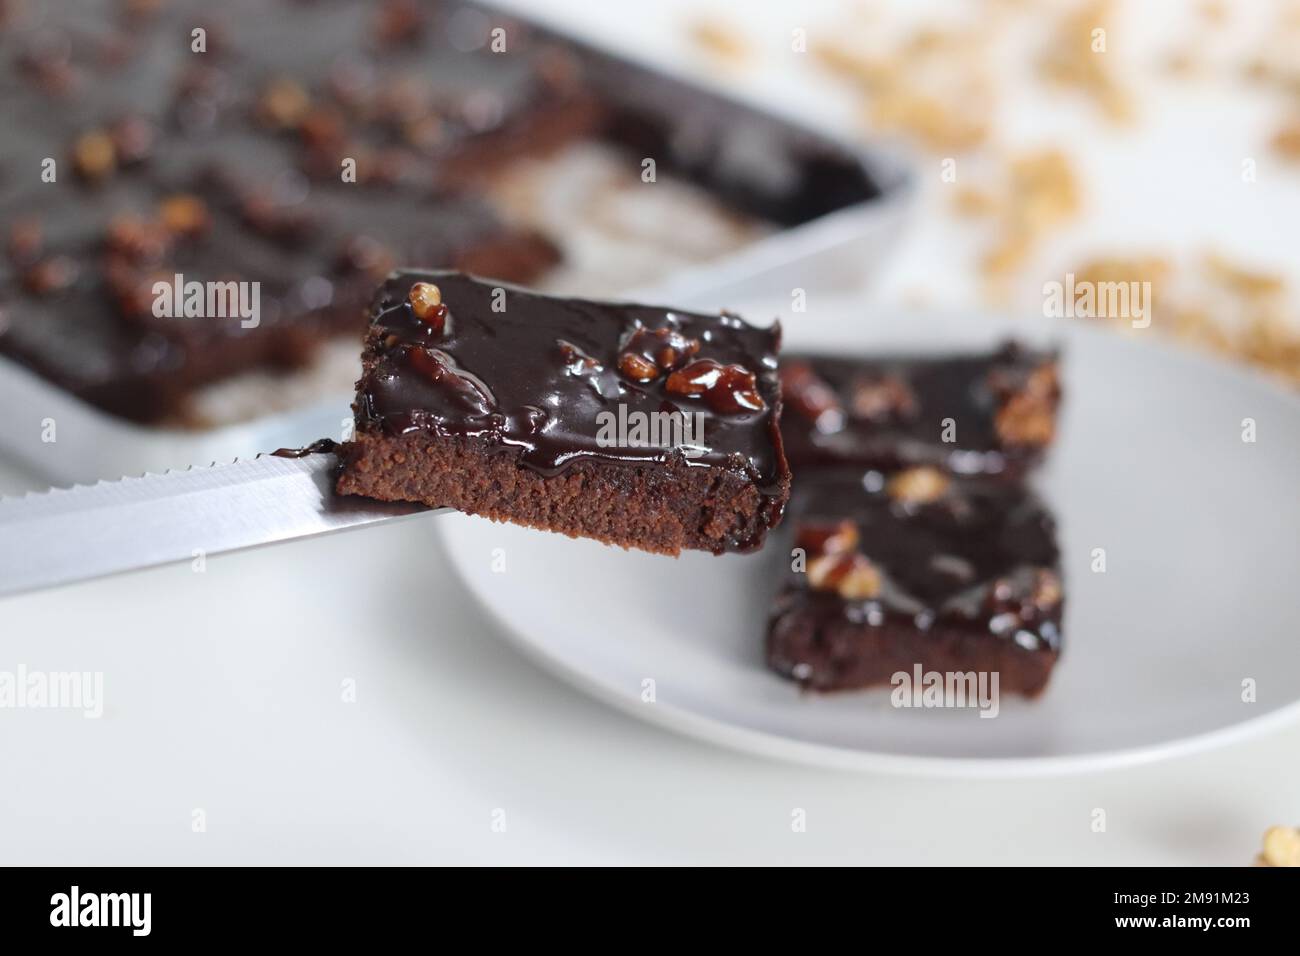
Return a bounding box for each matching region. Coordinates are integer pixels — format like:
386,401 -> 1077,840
0,455 -> 262,506
0,449 -> 422,597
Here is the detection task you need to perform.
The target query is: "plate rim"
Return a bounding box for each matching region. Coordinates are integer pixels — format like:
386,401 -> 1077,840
441,522 -> 1300,778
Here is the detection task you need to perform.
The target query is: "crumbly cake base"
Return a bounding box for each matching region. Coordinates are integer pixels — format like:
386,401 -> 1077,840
336,430 -> 788,555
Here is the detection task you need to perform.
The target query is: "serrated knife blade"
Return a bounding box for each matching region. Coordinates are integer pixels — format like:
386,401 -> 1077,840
0,453 -> 430,598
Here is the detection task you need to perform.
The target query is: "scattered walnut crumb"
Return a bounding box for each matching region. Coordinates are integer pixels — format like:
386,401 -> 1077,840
815,25 -> 994,152
1196,0 -> 1228,25
1237,312 -> 1300,384
1271,116 -> 1300,162
981,228 -> 1034,279
1071,253 -> 1300,386
1037,0 -> 1134,124
951,186 -> 1000,218
973,149 -> 1082,279
1259,825 -> 1300,867
689,19 -> 751,67
1204,253 -> 1284,300
1011,150 -> 1081,230
1161,50 -> 1202,79
813,42 -> 896,91
1168,305 -> 1234,355
1072,256 -> 1172,316
870,88 -> 988,152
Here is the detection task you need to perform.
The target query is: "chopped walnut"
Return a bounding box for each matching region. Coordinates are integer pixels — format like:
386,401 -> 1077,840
808,552 -> 882,600
1261,825 -> 1300,867
795,519 -> 859,558
780,362 -> 844,434
1030,569 -> 1063,612
886,466 -> 951,505
665,359 -> 766,413
158,194 -> 210,237
618,326 -> 700,383
408,281 -> 442,313
407,282 -> 448,333
258,78 -> 311,129
618,352 -> 659,383
994,364 -> 1059,447
836,554 -> 884,600
72,130 -> 116,180
849,373 -> 917,423
557,340 -> 599,373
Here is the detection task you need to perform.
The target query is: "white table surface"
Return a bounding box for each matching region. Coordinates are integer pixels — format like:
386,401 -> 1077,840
2,0 -> 1297,866
2,449 -> 1296,867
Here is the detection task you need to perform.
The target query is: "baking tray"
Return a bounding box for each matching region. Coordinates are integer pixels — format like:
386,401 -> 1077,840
0,4 -> 916,486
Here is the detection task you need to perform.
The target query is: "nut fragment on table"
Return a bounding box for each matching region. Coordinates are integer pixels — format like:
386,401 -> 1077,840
1259,825 -> 1300,867
688,19 -> 751,66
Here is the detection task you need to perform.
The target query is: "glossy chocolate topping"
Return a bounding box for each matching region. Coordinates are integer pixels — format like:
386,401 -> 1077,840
271,438 -> 339,459
776,468 -> 1062,653
353,271 -> 788,495
779,344 -> 1060,478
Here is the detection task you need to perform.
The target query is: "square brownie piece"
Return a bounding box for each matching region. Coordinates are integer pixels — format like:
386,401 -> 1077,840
779,344 -> 1060,479
767,466 -> 1063,696
335,271 -> 791,554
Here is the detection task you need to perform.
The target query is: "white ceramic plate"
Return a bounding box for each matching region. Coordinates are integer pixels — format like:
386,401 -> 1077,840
438,297 -> 1300,776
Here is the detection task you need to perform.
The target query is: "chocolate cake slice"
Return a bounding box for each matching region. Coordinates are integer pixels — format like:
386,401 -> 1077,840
767,467 -> 1063,696
779,344 -> 1060,479
335,271 -> 791,554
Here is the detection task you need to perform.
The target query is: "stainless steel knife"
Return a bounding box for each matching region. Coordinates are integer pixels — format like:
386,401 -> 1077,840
0,452 -> 430,598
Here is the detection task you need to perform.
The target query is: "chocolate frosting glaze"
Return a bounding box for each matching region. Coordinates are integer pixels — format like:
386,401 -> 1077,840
780,344 -> 1060,478
776,469 -> 1062,652
354,271 -> 788,500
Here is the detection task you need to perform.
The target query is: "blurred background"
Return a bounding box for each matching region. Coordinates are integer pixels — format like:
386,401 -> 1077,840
519,0 -> 1300,384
